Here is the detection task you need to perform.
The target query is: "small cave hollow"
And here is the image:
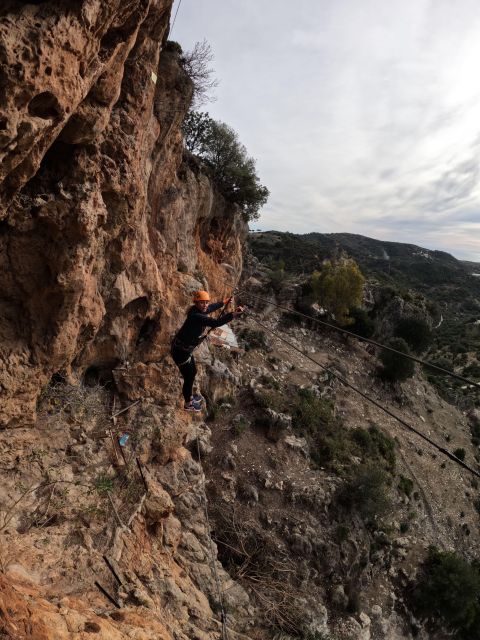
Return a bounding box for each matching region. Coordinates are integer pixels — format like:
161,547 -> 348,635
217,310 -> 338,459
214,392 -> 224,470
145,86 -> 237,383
28,91 -> 63,120
50,370 -> 67,385
83,364 -> 117,388
136,316 -> 159,347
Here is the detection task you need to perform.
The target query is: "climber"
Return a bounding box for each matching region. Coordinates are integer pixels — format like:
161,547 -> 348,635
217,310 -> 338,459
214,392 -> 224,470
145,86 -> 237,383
171,290 -> 244,411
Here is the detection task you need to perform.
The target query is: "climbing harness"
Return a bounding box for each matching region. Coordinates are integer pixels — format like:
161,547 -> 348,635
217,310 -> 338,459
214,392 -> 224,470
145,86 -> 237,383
243,309 -> 480,481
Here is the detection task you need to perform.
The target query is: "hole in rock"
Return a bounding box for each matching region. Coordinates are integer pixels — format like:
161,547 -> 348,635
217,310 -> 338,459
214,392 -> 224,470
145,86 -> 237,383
136,317 -> 158,346
83,364 -> 116,388
0,118 -> 7,130
50,371 -> 67,385
124,296 -> 148,316
45,66 -> 52,76
28,91 -> 62,120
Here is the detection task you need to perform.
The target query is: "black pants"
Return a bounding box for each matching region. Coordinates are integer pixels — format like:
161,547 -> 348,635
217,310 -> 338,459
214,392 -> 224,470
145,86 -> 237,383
171,347 -> 197,403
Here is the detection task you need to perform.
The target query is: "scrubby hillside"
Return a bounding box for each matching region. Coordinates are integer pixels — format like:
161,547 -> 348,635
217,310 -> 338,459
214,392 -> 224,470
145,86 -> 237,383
200,263 -> 480,639
249,231 -> 480,408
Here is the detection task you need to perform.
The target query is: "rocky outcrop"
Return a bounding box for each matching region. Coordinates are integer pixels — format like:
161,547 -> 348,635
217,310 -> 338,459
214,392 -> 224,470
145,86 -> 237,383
0,3 -> 250,639
0,1 -> 246,428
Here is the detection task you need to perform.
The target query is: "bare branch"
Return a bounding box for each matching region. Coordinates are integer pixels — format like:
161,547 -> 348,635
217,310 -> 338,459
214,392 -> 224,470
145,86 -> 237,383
181,39 -> 219,108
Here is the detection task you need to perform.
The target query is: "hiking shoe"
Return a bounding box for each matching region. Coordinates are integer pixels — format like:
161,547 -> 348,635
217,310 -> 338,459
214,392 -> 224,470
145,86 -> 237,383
184,400 -> 201,412
192,393 -> 204,404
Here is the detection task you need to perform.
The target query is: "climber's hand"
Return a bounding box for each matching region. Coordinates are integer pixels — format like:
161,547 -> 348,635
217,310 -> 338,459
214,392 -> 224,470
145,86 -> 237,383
233,306 -> 245,316
223,296 -> 233,306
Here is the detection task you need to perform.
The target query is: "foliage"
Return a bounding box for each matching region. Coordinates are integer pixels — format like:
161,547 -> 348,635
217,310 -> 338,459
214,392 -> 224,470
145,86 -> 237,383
453,448 -> 466,461
94,475 -> 114,495
182,111 -> 269,221
292,388 -> 336,436
268,267 -> 287,293
259,374 -> 280,390
398,475 -> 414,497
339,465 -> 392,520
413,547 -> 480,638
310,256 -> 365,326
395,316 -> 432,354
182,110 -> 212,155
350,424 -> 396,472
291,390 -> 396,474
239,328 -> 268,350
464,362 -> 480,379
180,39 -> 218,107
254,390 -> 286,413
379,337 -> 415,382
349,307 -> 375,338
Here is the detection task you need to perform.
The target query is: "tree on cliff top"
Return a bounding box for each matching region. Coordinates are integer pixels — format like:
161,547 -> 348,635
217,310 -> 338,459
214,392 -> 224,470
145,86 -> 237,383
183,111 -> 269,222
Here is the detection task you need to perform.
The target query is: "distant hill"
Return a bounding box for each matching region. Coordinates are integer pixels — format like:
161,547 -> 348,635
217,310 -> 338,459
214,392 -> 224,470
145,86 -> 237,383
249,230 -> 480,308
248,230 -> 480,403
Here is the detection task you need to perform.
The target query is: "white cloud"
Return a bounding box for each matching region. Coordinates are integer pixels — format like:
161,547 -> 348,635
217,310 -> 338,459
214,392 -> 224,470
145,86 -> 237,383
173,0 -> 480,261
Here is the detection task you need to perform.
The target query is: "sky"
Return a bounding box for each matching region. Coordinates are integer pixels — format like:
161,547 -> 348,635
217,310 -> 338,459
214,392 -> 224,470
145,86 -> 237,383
171,0 -> 480,261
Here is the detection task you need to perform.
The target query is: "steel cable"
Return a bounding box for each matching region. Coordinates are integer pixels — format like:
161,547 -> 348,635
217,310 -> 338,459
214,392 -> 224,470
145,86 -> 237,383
238,290 -> 480,390
244,310 -> 480,480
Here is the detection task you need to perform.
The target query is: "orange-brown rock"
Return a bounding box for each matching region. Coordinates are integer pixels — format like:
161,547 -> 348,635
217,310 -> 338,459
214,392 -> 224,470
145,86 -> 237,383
0,1 -> 246,428
0,2 -> 252,638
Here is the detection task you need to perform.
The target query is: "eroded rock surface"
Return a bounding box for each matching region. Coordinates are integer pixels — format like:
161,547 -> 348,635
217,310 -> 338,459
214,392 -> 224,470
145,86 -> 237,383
0,1 -> 245,428
0,2 -> 248,639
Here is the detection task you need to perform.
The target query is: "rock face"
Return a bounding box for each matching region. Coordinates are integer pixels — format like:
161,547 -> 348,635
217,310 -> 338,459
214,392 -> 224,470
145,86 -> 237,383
0,1 -> 245,428
0,3 -> 249,639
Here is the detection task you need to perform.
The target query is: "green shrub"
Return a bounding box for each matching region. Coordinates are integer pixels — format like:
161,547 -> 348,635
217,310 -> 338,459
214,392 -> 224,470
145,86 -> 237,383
239,328 -> 267,350
292,389 -> 347,469
339,465 -> 392,521
259,374 -> 280,390
379,337 -> 415,382
413,547 -> 480,637
165,40 -> 183,54
453,448 -> 466,461
292,388 -> 336,435
254,390 -> 285,413
398,475 -> 414,497
464,362 -> 480,379
349,307 -> 375,338
395,317 -> 432,354
350,425 -> 396,472
94,475 -> 114,495
335,524 -> 350,543
309,256 -> 365,326
268,268 -> 286,293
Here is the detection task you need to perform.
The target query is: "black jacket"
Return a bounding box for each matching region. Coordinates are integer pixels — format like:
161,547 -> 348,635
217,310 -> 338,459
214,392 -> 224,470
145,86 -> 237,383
173,302 -> 233,352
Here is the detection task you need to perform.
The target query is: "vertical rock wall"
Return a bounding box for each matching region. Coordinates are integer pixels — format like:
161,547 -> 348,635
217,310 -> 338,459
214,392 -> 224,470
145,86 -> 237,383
0,1 -> 246,427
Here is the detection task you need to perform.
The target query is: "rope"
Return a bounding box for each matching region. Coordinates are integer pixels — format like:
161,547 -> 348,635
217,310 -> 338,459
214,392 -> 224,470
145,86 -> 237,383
244,310 -> 480,480
195,433 -> 229,639
239,291 -> 480,390
169,0 -> 182,36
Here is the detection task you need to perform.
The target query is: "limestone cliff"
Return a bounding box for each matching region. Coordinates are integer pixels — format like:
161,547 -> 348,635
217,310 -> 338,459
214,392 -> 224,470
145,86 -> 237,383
0,0 -> 244,428
0,3 -> 248,639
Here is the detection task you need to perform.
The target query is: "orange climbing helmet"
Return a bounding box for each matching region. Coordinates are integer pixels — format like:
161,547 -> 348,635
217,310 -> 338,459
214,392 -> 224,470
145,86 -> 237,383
193,290 -> 210,302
